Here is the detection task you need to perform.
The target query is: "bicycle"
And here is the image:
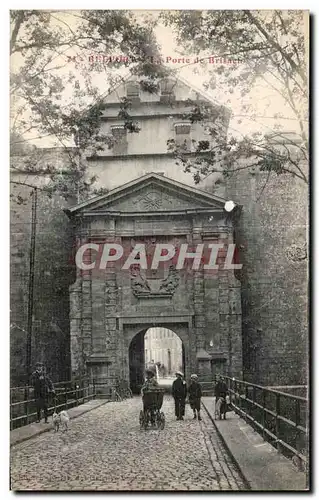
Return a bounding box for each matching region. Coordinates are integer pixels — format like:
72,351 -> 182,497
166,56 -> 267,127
111,388 -> 122,402
114,380 -> 133,400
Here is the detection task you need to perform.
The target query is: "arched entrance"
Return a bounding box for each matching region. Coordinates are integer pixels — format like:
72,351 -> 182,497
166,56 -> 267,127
68,173 -> 243,385
128,327 -> 186,394
128,329 -> 146,394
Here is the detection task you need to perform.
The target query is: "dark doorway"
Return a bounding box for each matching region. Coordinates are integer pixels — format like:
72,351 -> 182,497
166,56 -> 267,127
182,344 -> 186,374
129,330 -> 146,394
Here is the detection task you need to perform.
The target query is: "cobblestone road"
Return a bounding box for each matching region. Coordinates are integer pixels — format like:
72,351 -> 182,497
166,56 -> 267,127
11,397 -> 246,491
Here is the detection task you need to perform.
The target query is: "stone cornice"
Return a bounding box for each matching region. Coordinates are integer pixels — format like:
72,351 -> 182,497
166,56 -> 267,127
209,351 -> 228,361
100,99 -> 214,111
86,356 -> 112,364
86,151 -> 210,161
133,292 -> 174,299
101,112 -> 192,121
77,208 -> 223,218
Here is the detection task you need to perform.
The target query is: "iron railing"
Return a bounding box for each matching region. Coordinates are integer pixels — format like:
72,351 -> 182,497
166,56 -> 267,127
10,377 -> 96,431
224,376 -> 309,470
10,377 -> 134,430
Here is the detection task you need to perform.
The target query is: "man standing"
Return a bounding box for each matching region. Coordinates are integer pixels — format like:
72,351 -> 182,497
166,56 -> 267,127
172,371 -> 187,421
31,362 -> 55,423
188,374 -> 202,420
215,375 -> 228,400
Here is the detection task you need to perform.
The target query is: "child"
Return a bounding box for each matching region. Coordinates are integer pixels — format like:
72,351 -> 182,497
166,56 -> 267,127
188,374 -> 202,421
141,369 -> 158,395
141,369 -> 159,426
215,376 -> 228,419
172,371 -> 187,421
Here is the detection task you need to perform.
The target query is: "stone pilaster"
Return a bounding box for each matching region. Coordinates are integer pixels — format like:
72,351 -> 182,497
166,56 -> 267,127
217,229 -> 243,378
104,234 -> 121,381
69,279 -> 83,375
191,229 -> 205,351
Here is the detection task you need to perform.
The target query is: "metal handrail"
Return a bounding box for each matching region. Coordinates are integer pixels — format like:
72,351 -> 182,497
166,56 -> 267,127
10,376 -> 135,430
10,377 -> 96,430
10,377 -> 91,391
225,377 -> 307,401
223,376 -> 309,469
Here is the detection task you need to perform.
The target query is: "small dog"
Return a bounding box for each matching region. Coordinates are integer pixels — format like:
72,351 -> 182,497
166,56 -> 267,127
52,412 -> 60,432
52,410 -> 70,432
215,397 -> 227,420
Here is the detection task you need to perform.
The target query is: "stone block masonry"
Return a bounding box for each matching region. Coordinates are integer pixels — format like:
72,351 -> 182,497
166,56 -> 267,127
66,174 -> 243,386
226,168 -> 308,386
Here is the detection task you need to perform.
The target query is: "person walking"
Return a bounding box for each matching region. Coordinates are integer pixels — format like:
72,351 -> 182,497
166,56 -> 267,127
141,368 -> 159,395
188,374 -> 202,420
31,362 -> 55,423
215,375 -> 228,400
214,375 -> 228,417
172,371 -> 187,421
141,369 -> 159,426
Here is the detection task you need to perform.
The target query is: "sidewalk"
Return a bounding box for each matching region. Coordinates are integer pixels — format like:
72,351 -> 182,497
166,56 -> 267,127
11,399 -> 109,447
202,397 -> 308,491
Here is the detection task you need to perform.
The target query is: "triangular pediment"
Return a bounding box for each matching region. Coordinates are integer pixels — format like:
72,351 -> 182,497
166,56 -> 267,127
66,173 -> 230,216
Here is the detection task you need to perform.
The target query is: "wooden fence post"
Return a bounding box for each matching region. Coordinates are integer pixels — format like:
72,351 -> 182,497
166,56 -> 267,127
26,387 -> 30,425
65,383 -> 68,410
295,398 -> 301,453
24,386 -> 29,426
252,385 -> 256,420
75,383 -> 79,407
234,380 -> 237,408
262,389 -> 266,439
238,381 -> 242,413
275,393 -> 281,452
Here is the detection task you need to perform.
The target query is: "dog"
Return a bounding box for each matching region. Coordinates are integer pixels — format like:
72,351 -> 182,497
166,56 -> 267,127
52,410 -> 70,432
215,397 -> 227,420
52,411 -> 60,432
59,410 -> 70,432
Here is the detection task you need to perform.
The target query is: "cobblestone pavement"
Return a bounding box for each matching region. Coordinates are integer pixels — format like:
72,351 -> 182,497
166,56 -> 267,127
11,397 -> 246,491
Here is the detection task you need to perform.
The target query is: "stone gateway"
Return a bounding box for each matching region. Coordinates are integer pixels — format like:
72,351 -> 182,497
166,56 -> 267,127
66,173 -> 242,392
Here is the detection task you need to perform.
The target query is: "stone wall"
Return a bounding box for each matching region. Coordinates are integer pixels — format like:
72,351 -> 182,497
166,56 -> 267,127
67,187 -> 243,388
10,142 -> 308,388
225,166 -> 308,386
10,82 -> 308,389
10,171 -> 73,384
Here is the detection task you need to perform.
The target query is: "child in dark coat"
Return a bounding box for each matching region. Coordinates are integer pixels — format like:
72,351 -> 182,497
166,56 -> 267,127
188,374 -> 202,420
215,376 -> 229,419
172,371 -> 187,420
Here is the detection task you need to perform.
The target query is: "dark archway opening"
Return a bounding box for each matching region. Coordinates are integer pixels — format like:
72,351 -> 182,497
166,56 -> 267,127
182,343 -> 186,374
129,327 -> 184,394
129,329 -> 146,394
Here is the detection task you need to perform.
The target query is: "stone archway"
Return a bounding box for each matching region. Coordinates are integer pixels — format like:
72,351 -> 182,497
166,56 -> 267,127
128,328 -> 146,394
128,326 -> 186,393
123,319 -> 192,391
67,173 -> 243,386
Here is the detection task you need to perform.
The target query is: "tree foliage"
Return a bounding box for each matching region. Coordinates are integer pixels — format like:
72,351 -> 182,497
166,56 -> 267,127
10,10 -> 168,201
10,10 -> 309,203
163,10 -> 308,185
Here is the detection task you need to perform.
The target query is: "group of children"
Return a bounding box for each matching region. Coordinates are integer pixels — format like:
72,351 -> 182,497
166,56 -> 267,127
142,369 -> 204,421
172,371 -> 203,421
